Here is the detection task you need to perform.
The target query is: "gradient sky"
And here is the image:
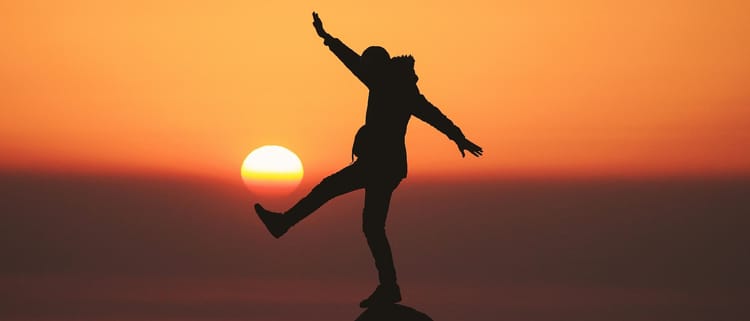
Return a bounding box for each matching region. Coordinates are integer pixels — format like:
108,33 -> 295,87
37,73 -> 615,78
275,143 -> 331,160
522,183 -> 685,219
2,0 -> 749,182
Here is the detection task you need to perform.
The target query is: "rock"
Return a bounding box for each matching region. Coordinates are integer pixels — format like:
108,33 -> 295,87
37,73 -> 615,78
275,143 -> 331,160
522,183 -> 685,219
355,304 -> 433,321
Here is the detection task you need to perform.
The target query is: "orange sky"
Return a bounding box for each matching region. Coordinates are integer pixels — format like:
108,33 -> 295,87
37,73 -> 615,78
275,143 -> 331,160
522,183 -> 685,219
1,0 -> 749,182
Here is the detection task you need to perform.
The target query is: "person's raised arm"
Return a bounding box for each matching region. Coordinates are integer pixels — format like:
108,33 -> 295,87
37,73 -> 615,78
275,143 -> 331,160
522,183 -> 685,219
412,94 -> 484,158
312,12 -> 370,87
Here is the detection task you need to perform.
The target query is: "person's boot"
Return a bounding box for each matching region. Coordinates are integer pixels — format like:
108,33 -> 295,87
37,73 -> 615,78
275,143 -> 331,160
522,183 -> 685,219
359,283 -> 401,308
254,203 -> 289,238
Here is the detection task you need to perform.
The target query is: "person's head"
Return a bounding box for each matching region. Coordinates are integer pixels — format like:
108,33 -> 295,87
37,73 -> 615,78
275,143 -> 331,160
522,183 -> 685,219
361,46 -> 390,72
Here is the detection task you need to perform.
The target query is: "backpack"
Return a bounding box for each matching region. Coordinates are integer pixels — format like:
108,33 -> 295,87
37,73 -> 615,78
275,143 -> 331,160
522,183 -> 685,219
352,124 -> 369,161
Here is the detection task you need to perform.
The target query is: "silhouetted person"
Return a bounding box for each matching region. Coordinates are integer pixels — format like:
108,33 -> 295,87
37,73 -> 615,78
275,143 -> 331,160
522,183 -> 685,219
254,12 -> 483,308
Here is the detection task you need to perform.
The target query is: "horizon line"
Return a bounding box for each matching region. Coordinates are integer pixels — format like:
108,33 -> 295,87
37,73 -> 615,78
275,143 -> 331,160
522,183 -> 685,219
2,165 -> 749,184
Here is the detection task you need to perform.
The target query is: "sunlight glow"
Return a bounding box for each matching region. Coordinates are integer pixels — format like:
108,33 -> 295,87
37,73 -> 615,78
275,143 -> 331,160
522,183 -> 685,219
241,145 -> 303,195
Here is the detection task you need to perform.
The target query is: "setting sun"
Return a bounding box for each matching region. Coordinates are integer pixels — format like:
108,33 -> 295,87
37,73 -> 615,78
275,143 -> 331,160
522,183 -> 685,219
241,145 -> 304,196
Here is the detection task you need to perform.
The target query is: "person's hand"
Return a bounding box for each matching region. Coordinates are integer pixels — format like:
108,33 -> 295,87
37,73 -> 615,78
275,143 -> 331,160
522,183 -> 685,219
312,11 -> 329,39
456,137 -> 483,158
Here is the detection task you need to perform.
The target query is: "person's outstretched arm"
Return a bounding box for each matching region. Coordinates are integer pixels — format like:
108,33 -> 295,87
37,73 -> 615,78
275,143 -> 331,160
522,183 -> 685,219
413,94 -> 484,158
312,12 -> 370,87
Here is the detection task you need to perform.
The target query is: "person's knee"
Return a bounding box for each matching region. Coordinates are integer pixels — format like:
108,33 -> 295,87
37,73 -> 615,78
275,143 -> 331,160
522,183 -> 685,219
318,175 -> 335,188
310,175 -> 338,195
362,220 -> 386,238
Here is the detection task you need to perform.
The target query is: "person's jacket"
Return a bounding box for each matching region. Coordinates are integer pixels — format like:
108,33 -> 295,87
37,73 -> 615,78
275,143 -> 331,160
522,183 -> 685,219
324,37 -> 465,180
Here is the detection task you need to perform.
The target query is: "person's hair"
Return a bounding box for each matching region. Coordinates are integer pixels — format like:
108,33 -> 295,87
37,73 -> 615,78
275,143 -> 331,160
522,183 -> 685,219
361,46 -> 390,67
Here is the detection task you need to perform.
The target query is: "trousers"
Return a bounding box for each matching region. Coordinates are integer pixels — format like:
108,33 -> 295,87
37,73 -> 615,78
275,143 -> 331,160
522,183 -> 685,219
285,161 -> 401,285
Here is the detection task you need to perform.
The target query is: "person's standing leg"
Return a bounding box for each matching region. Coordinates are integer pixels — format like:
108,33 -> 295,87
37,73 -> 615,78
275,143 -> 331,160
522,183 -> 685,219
255,163 -> 365,238
359,178 -> 401,307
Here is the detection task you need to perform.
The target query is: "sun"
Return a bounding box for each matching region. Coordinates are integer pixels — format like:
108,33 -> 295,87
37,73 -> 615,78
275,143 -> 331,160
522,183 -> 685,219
241,145 -> 304,196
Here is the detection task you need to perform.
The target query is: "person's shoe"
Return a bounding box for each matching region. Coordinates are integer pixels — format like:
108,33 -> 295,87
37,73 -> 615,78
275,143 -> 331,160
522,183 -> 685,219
254,203 -> 289,238
359,283 -> 401,308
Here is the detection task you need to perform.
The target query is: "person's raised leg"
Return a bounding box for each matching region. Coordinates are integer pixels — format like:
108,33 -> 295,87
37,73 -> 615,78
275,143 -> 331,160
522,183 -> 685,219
359,179 -> 401,308
255,163 -> 365,238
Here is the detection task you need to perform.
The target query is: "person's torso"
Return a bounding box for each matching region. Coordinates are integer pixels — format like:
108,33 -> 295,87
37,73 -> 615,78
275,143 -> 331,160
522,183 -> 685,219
353,76 -> 420,177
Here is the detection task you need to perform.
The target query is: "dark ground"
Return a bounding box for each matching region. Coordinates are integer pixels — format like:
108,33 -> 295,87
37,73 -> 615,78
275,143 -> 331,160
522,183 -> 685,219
2,171 -> 748,321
